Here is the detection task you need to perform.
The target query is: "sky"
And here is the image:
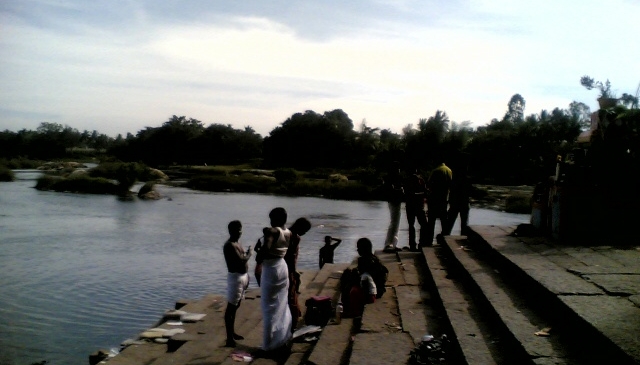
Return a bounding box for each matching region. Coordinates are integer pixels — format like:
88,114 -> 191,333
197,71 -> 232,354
1,0 -> 639,138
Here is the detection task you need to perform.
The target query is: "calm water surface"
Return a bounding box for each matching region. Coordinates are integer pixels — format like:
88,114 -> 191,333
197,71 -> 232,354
0,171 -> 529,365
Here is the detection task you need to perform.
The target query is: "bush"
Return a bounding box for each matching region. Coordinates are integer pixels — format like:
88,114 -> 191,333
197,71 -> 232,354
0,165 -> 15,181
505,192 -> 532,213
35,175 -> 118,194
274,168 -> 300,185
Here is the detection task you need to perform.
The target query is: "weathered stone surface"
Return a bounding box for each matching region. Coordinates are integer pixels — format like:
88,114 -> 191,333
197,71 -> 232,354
306,318 -> 353,365
583,274 -> 640,295
395,285 -> 428,344
350,332 -> 414,365
422,246 -> 499,365
360,287 -> 401,333
560,295 -> 640,364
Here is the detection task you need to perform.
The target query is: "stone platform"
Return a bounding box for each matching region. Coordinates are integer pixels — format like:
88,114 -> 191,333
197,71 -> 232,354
93,226 -> 640,364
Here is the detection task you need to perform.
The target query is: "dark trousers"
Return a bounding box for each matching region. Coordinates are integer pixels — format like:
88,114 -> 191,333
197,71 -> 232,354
406,201 -> 428,248
424,203 -> 448,246
444,203 -> 470,235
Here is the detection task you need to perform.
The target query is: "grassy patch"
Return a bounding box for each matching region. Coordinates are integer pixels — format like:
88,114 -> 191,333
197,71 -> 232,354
35,175 -> 118,194
505,191 -> 532,213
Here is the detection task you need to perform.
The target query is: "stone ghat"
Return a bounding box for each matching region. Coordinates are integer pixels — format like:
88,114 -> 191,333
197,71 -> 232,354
92,226 -> 640,365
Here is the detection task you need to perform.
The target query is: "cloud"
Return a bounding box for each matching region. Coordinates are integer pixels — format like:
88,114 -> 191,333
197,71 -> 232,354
1,0 -> 639,137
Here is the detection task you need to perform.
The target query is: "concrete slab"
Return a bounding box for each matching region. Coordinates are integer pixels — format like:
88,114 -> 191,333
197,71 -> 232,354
488,240 -> 604,296
360,287 -> 401,333
395,285 -> 428,344
306,318 -> 354,365
583,274 -> 640,295
398,251 -> 422,286
349,332 -> 414,365
560,295 -> 640,364
598,247 -> 640,267
559,246 -> 624,268
378,251 -> 406,288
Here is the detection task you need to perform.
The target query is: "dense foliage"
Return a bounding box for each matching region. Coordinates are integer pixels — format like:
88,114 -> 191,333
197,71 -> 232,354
1,94 -> 593,185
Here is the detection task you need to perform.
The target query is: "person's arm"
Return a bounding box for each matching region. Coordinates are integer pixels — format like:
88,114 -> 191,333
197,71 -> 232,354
331,237 -> 342,248
319,248 -> 324,268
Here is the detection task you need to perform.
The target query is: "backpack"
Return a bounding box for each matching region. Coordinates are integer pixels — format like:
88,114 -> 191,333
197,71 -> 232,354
304,296 -> 333,326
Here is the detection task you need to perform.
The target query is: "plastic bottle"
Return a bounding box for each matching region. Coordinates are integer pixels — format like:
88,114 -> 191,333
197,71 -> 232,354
335,302 -> 343,324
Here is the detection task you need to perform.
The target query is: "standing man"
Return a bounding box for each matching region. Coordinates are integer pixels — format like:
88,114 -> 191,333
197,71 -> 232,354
425,157 -> 452,246
404,168 -> 428,251
319,236 -> 342,268
285,217 -> 312,333
383,161 -> 404,252
223,220 -> 252,347
444,160 -> 471,236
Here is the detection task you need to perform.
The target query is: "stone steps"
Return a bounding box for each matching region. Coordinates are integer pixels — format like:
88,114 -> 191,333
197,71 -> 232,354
97,226 -> 640,364
423,225 -> 640,365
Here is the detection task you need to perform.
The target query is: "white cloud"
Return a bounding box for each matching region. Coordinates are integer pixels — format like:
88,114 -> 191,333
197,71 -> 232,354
1,0 -> 639,137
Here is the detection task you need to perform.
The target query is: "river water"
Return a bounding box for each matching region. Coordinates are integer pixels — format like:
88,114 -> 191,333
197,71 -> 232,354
0,170 -> 529,365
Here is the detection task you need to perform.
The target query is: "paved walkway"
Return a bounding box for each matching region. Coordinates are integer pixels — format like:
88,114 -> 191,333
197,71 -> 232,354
93,226 -> 640,364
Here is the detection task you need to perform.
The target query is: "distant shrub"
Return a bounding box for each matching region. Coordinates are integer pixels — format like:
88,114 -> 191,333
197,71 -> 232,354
186,174 -> 276,193
0,165 -> 15,181
35,175 -> 118,194
1,158 -> 44,169
274,168 -> 300,185
505,192 -> 532,213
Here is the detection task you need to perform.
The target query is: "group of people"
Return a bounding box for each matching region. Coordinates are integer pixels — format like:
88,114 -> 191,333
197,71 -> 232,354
223,207 -> 350,357
383,157 -> 471,252
221,159 -> 469,354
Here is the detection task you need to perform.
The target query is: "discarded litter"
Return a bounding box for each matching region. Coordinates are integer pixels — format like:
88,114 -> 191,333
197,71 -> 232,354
409,334 -> 451,365
534,327 -> 552,337
230,350 -> 252,362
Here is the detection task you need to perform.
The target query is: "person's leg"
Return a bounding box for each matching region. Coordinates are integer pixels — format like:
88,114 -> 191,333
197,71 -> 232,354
406,204 -> 417,249
416,204 -> 428,248
460,203 -> 470,235
385,201 -> 401,247
423,209 -> 436,247
225,302 -> 239,347
444,205 -> 459,235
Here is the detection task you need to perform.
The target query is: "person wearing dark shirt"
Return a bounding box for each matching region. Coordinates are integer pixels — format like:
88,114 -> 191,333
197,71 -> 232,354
319,235 -> 342,268
444,162 -> 471,236
285,217 -> 312,333
223,220 -> 252,347
404,169 -> 428,251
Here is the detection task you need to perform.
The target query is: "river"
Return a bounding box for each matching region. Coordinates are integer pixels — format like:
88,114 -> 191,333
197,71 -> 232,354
0,170 -> 529,365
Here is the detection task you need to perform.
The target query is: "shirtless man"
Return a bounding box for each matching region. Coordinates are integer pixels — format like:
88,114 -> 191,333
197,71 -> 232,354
223,220 -> 252,347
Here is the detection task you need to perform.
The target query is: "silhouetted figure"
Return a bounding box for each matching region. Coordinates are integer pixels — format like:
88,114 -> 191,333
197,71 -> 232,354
444,162 -> 471,236
425,158 -> 452,246
319,236 -> 342,269
404,168 -> 428,251
383,161 -> 404,252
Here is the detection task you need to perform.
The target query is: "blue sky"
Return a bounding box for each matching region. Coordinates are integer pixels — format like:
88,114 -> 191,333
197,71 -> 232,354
1,0 -> 639,137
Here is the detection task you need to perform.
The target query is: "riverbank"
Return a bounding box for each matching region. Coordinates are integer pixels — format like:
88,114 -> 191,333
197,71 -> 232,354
94,225 -> 640,365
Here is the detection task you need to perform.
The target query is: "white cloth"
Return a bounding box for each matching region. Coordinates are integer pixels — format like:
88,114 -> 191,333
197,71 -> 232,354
261,257 -> 292,350
360,272 -> 377,296
227,272 -> 249,306
265,227 -> 291,258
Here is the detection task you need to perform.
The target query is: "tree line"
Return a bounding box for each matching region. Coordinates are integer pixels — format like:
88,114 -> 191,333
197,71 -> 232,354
0,94 -> 590,185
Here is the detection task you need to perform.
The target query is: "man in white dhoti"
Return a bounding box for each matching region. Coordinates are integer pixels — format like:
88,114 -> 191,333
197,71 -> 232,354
259,207 -> 292,354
